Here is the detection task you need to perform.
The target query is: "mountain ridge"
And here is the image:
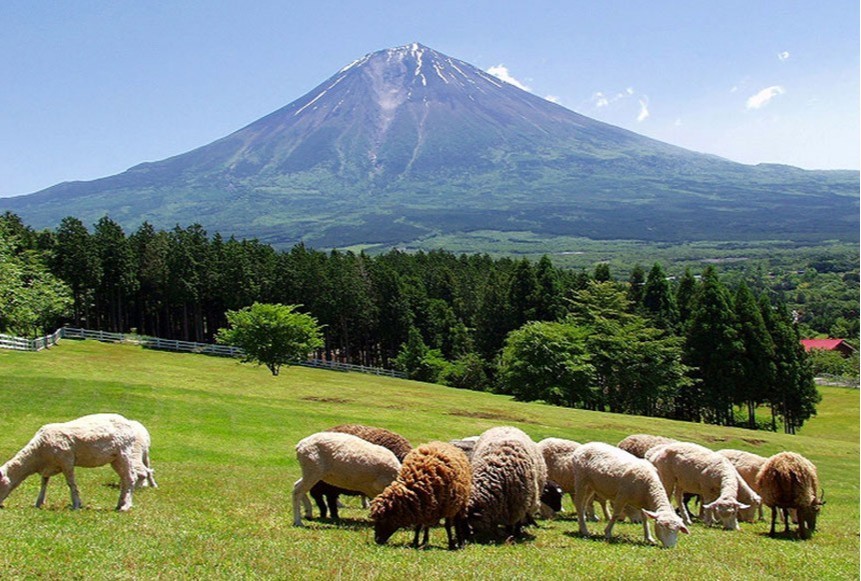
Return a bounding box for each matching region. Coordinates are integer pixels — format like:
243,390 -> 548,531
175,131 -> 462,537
3,42 -> 858,247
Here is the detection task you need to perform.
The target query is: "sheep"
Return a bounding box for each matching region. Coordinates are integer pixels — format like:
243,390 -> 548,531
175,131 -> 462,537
756,451 -> 824,539
571,442 -> 689,548
448,436 -> 480,460
466,426 -> 546,541
0,413 -> 148,511
370,441 -> 472,550
307,423 -> 413,519
129,419 -> 157,489
646,442 -> 751,531
292,432 -> 400,526
537,437 -> 582,510
717,449 -> 767,521
617,434 -> 678,458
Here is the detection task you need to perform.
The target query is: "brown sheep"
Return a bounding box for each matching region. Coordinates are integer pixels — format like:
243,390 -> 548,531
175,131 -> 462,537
756,452 -> 824,539
370,441 -> 472,550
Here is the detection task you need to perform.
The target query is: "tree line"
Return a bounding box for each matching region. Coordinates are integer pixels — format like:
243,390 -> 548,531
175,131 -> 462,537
0,212 -> 821,433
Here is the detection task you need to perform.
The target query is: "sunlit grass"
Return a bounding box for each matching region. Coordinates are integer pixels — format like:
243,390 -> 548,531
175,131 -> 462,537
0,340 -> 857,579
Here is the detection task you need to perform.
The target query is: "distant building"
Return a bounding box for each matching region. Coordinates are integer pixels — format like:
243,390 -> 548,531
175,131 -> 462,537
800,339 -> 856,358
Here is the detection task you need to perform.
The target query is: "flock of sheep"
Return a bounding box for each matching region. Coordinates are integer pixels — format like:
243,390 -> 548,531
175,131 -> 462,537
291,424 -> 825,549
0,414 -> 824,551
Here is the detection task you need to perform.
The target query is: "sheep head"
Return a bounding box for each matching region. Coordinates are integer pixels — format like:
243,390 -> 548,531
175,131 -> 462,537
703,499 -> 748,530
643,509 -> 690,549
0,469 -> 11,506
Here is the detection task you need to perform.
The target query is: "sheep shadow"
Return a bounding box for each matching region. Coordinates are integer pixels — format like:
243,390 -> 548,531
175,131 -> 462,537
310,516 -> 374,530
757,530 -> 808,542
562,530 -> 657,548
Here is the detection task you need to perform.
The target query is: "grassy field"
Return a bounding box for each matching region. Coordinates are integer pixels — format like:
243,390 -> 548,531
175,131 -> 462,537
0,340 -> 857,580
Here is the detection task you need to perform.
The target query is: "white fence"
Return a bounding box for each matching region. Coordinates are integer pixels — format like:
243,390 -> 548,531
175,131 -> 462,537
1,326 -> 406,378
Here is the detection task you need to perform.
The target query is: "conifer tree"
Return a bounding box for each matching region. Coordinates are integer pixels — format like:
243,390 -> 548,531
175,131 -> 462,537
734,282 -> 775,429
642,262 -> 679,330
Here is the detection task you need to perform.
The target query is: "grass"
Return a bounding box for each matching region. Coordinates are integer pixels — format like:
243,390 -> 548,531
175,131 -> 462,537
0,340 -> 857,579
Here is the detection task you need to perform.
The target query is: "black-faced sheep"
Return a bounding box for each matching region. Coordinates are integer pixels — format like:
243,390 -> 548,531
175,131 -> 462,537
646,442 -> 753,531
756,451 -> 824,539
466,426 -> 546,541
572,442 -> 690,548
292,432 -> 400,526
370,441 -> 472,550
0,413 -> 151,511
309,424 -> 413,519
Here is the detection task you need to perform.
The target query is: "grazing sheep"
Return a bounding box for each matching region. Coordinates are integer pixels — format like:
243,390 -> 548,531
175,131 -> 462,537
292,432 -> 400,526
466,426 -> 546,541
618,434 -> 678,458
717,449 -> 767,521
449,436 -> 480,460
537,437 -> 582,509
756,452 -> 824,539
539,480 -> 564,518
307,424 -> 413,519
370,441 -> 472,550
646,442 -> 750,531
572,442 -> 689,548
129,419 -> 157,489
0,413 -> 147,511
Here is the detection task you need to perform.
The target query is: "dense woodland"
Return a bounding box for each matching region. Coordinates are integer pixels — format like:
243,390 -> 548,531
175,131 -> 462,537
1,212 -> 857,433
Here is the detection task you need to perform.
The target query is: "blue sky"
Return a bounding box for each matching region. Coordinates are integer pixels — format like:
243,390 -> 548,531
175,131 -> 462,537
1,1 -> 858,197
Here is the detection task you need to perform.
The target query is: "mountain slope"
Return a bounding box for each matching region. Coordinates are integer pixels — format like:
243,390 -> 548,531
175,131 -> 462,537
3,43 -> 858,246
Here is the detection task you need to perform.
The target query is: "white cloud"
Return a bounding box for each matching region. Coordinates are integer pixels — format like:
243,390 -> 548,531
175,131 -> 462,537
545,95 -> 561,104
486,65 -> 530,91
778,51 -> 791,61
637,97 -> 650,122
674,118 -> 683,127
746,85 -> 785,109
592,91 -> 610,107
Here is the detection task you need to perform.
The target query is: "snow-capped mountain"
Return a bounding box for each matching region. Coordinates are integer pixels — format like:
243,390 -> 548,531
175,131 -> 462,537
3,43 -> 857,247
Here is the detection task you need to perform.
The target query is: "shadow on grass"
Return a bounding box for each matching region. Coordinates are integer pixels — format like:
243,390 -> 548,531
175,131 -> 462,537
562,530 -> 657,548
310,516 -> 374,530
757,530 -> 806,542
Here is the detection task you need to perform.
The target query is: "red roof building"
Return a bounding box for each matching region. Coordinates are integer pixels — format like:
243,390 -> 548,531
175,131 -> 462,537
800,339 -> 856,358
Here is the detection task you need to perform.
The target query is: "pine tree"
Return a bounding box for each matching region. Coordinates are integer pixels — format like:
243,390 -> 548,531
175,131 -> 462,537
626,264 -> 646,308
533,255 -> 562,321
734,282 -> 775,429
52,216 -> 102,326
683,266 -> 743,425
676,267 -> 697,325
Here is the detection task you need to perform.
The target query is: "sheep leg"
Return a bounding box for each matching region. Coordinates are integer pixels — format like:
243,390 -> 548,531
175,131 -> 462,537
412,525 -> 423,548
769,506 -> 777,536
445,518 -> 456,550
782,508 -> 790,533
326,492 -> 340,520
361,496 -> 369,509
641,511 -> 656,544
574,485 -> 591,536
112,457 -> 135,511
61,467 -> 83,509
674,486 -> 692,525
35,476 -> 50,508
292,477 -> 317,526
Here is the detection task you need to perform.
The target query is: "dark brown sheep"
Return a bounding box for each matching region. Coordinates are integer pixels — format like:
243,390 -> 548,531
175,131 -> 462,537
756,451 -> 824,539
370,441 -> 472,550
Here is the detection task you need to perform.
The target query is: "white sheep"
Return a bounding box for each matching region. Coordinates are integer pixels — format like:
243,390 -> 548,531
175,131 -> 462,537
571,442 -> 690,548
129,419 -> 157,489
0,413 -> 148,511
646,442 -> 751,530
717,449 -> 767,521
292,431 -> 401,526
617,434 -> 677,458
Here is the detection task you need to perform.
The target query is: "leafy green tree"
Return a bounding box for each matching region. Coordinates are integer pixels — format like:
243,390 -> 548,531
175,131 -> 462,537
393,326 -> 447,383
497,321 -> 594,407
675,268 -> 697,325
593,263 -> 611,282
216,303 -> 323,376
567,281 -> 689,416
439,352 -> 490,391
474,269 -> 513,360
683,266 -> 743,425
0,222 -> 72,336
533,255 -> 563,321
734,282 -> 775,429
507,259 -> 538,328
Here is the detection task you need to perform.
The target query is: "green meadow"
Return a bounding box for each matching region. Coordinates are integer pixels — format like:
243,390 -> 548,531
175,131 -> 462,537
0,340 -> 857,580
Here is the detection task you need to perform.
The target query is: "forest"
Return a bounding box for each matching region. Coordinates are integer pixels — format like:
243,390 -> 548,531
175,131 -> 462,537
1,211 -> 857,433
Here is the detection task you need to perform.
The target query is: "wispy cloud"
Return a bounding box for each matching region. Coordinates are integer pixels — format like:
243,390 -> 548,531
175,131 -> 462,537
637,97 -> 650,122
746,85 -> 785,109
486,65 -> 531,91
592,91 -> 610,107
545,95 -> 561,104
778,51 -> 791,61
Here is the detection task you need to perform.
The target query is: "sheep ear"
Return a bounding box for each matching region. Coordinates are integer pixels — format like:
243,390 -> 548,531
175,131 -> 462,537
736,502 -> 750,510
642,509 -> 659,520
702,501 -> 716,510
680,524 -> 690,534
